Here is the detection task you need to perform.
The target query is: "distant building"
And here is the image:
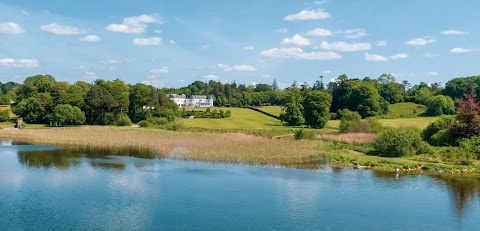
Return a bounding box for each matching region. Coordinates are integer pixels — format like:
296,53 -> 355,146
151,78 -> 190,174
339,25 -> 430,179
167,94 -> 214,108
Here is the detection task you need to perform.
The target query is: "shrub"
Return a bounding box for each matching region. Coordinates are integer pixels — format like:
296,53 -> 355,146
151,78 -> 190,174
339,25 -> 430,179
425,95 -> 456,116
438,147 -> 475,165
458,136 -> 480,160
147,117 -> 170,125
422,116 -> 456,146
165,121 -> 184,131
0,110 -> 9,122
294,129 -> 316,140
339,109 -> 361,133
138,120 -> 152,128
116,114 -> 132,126
373,127 -> 432,157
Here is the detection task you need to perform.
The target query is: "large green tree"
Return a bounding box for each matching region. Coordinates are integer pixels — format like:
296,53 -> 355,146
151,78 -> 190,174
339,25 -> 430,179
303,90 -> 332,128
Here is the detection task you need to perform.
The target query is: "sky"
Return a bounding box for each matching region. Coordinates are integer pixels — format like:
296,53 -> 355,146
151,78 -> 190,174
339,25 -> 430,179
0,0 -> 479,88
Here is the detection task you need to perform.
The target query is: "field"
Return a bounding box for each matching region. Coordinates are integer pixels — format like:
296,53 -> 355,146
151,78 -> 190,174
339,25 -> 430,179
383,102 -> 427,118
254,106 -> 283,117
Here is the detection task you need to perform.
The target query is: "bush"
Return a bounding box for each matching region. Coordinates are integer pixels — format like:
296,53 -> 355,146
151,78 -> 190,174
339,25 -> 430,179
0,110 -> 9,122
373,127 -> 432,157
339,109 -> 361,133
116,114 -> 132,126
421,116 -> 456,146
147,117 -> 170,125
138,120 -> 152,128
458,136 -> 480,160
425,95 -> 456,116
165,121 -> 184,131
438,147 -> 475,165
294,129 -> 316,140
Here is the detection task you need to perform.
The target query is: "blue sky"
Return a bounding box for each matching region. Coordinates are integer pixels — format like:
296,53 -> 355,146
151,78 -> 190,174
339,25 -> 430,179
0,0 -> 479,88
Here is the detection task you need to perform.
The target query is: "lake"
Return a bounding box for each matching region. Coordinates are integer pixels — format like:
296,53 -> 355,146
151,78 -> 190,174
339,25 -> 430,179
1,141 -> 480,230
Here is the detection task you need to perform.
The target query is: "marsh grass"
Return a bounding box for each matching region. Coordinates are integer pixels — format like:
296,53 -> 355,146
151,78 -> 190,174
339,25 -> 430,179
317,133 -> 377,144
0,126 -> 325,166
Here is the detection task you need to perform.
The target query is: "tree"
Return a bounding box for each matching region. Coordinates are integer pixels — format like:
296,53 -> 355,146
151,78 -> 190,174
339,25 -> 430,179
48,104 -> 85,126
379,82 -> 404,104
302,90 -> 332,128
425,95 -> 455,116
272,79 -> 279,90
254,83 -> 273,92
451,91 -> 480,138
280,93 -> 305,126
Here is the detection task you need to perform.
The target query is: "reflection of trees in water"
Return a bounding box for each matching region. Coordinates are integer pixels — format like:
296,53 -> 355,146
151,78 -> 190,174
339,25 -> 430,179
429,174 -> 480,216
17,146 -> 157,171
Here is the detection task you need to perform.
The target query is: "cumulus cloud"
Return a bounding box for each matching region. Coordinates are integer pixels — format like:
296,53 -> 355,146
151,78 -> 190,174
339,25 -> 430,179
218,64 -> 256,72
260,47 -> 341,60
83,71 -> 98,79
284,9 -> 330,21
80,35 -> 101,42
281,34 -> 311,46
100,60 -> 122,64
405,37 -> 436,46
203,74 -> 220,81
20,10 -> 29,16
40,23 -> 84,35
150,66 -> 169,73
133,37 -> 161,46
319,41 -> 371,52
450,48 -> 474,53
423,52 -> 437,58
364,53 -> 408,62
322,70 -> 332,74
389,53 -> 409,60
169,40 -> 176,45
426,72 -> 439,77
364,53 -> 388,62
441,30 -> 469,35
106,14 -> 162,34
0,58 -> 39,68
0,22 -> 25,34
243,45 -> 255,50
341,28 -> 367,39
305,28 -> 332,37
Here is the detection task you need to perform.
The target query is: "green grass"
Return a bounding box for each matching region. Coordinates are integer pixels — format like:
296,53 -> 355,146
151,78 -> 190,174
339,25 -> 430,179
379,117 -> 440,129
382,102 -> 427,118
181,107 -> 286,130
255,106 -> 283,117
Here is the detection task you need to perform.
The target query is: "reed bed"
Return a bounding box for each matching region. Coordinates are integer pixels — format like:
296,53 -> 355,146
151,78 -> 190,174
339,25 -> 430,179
0,126 -> 325,165
317,133 -> 377,145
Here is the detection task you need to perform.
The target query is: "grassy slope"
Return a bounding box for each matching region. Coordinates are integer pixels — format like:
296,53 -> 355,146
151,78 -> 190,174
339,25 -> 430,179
255,106 -> 283,117
385,102 -> 427,118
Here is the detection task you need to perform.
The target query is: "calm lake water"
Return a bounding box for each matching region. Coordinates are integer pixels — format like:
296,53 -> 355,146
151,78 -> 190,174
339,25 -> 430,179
1,142 -> 480,231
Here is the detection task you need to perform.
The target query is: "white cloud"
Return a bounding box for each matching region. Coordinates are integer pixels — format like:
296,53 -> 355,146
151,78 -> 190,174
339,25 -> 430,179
305,28 -> 332,37
365,53 -> 408,62
274,28 -> 288,33
218,64 -> 256,72
389,53 -> 408,60
426,72 -> 439,77
260,74 -> 271,79
154,29 -> 162,34
201,44 -> 210,50
133,37 -> 161,46
80,35 -> 101,42
260,47 -> 341,60
20,10 -> 29,16
322,70 -> 332,74
450,47 -> 474,54
441,30 -> 469,35
40,23 -> 84,35
203,74 -> 220,81
0,22 -> 25,34
281,34 -> 311,46
169,40 -> 176,45
364,53 -> 388,62
106,14 -> 162,34
342,28 -> 367,39
376,41 -> 387,47
405,37 -> 436,46
450,48 -> 474,53
320,41 -> 371,52
243,45 -> 255,50
150,66 -> 169,73
284,9 -> 330,21
83,71 -> 98,79
0,58 -> 39,68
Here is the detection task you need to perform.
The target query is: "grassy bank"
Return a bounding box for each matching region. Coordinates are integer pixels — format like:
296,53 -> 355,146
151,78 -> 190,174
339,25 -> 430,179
2,126 -> 480,175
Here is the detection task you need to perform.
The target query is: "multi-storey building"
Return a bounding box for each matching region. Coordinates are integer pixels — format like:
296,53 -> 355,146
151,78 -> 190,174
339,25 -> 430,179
167,94 -> 214,108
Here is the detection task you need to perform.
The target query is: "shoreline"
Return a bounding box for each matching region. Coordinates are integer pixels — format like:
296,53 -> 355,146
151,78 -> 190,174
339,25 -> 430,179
1,126 -> 479,177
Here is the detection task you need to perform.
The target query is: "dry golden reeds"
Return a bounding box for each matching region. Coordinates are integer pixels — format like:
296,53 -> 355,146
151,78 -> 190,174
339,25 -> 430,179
317,132 -> 377,145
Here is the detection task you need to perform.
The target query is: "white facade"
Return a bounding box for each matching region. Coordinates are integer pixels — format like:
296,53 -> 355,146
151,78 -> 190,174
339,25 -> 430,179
167,94 -> 214,108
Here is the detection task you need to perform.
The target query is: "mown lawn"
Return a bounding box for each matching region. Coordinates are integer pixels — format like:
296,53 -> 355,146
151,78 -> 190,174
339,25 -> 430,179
255,106 -> 283,117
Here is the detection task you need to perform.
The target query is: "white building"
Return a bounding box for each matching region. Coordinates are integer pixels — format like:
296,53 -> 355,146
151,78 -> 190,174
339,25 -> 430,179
167,94 -> 214,108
